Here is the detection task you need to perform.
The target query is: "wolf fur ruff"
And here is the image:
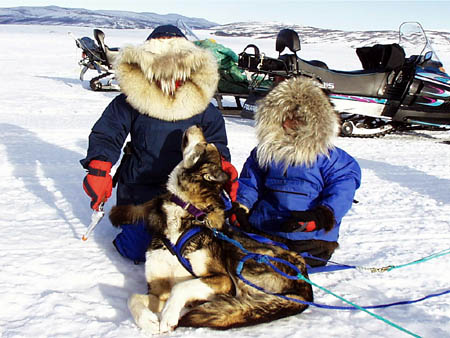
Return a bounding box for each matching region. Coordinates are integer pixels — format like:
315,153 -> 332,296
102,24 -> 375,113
114,37 -> 219,121
255,77 -> 340,169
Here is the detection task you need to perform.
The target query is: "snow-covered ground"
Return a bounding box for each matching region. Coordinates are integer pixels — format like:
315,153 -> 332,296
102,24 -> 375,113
0,24 -> 449,338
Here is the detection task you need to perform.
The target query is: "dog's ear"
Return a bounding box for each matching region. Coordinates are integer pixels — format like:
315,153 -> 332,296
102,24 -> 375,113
203,169 -> 229,183
183,142 -> 207,169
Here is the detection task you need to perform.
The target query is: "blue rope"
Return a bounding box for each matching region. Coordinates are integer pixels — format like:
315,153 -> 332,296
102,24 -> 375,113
303,253 -> 357,274
237,252 -> 450,310
227,224 -> 450,275
236,252 -> 426,337
212,228 -> 449,338
213,228 -> 450,308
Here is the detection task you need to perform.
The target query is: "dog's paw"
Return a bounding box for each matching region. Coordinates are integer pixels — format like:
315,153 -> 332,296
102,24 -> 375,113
159,302 -> 180,333
128,293 -> 160,334
159,316 -> 177,333
135,308 -> 160,334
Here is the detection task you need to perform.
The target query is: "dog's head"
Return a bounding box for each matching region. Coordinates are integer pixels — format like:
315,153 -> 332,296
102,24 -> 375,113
167,125 -> 229,211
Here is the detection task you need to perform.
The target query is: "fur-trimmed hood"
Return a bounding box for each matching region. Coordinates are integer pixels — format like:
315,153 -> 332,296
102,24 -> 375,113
114,37 -> 219,121
255,77 -> 340,169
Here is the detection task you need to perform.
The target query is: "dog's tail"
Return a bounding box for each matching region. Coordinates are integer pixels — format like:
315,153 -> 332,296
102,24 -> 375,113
109,204 -> 150,226
177,291 -> 310,329
109,197 -> 162,227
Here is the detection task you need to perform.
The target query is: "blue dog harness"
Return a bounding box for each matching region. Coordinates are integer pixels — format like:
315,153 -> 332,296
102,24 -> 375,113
160,226 -> 207,277
160,194 -> 211,277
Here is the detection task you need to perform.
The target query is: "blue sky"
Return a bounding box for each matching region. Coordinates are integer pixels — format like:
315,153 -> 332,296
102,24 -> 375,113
2,1 -> 450,31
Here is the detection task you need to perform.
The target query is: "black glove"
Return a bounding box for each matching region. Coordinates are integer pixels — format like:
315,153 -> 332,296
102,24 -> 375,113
281,205 -> 335,233
231,202 -> 252,231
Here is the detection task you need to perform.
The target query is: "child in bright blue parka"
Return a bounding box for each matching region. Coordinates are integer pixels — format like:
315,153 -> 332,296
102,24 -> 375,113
234,77 -> 361,267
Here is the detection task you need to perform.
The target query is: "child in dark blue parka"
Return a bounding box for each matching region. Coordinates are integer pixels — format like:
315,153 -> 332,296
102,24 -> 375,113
234,77 -> 361,267
81,25 -> 237,263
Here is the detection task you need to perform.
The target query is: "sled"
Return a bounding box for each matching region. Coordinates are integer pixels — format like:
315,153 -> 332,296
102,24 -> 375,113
213,92 -> 249,116
72,27 -> 257,117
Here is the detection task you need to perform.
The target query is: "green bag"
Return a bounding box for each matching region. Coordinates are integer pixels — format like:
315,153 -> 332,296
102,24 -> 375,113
195,39 -> 250,94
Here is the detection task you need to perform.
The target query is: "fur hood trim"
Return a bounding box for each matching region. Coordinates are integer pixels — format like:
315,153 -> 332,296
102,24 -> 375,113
114,38 -> 219,121
255,77 -> 340,169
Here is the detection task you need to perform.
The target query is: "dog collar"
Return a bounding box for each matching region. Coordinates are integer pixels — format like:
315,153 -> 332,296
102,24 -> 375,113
169,194 -> 206,220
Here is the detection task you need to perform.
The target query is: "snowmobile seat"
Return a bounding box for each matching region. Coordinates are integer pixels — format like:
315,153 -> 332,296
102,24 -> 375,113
356,43 -> 405,71
278,54 -> 299,72
78,37 -> 106,63
276,28 -> 301,54
307,60 -> 329,69
276,30 -> 329,72
279,54 -> 329,73
275,29 -> 301,72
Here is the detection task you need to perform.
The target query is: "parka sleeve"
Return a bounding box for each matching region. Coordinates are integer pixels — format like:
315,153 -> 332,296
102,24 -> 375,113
319,148 -> 362,223
236,148 -> 265,209
80,94 -> 133,168
200,103 -> 231,161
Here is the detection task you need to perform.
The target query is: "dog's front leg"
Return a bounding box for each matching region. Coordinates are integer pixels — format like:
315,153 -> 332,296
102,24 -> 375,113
159,275 -> 232,333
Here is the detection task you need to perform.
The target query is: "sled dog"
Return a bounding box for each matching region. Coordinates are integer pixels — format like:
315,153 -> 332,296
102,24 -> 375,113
109,125 -> 313,334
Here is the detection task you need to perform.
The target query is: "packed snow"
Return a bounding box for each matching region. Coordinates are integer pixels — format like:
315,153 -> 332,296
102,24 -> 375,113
0,24 -> 449,338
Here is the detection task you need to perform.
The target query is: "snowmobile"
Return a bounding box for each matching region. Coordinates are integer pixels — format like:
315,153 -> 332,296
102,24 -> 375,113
71,29 -> 120,91
238,22 -> 450,137
70,21 -> 203,92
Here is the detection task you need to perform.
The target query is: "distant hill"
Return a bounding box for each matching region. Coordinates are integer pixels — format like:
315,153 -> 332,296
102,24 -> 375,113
1,6 -> 449,49
0,5 -> 217,29
210,22 -> 450,49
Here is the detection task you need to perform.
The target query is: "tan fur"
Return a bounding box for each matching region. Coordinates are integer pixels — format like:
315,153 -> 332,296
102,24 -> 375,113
255,77 -> 340,170
114,38 -> 219,121
109,126 -> 313,334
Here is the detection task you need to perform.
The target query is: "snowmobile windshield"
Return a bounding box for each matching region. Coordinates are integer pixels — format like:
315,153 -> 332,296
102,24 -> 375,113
176,19 -> 199,41
399,21 -> 444,71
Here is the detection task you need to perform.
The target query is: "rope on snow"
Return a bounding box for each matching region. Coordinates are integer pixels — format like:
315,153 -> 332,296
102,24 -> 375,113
212,228 -> 450,338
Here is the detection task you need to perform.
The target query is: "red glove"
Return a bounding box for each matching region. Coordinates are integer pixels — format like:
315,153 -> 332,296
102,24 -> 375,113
221,158 -> 238,202
83,160 -> 112,210
281,206 -> 335,233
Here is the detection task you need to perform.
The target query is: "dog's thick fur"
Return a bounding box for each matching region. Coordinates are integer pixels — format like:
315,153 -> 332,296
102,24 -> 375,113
109,126 -> 313,334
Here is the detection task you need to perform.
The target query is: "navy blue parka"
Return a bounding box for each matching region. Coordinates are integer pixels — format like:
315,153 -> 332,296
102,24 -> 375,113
81,94 -> 230,205
80,27 -> 231,262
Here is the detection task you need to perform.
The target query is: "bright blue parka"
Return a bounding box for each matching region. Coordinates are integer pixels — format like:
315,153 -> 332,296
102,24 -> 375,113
236,77 -> 361,243
237,147 -> 361,242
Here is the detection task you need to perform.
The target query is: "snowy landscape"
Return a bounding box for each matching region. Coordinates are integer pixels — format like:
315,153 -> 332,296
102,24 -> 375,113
0,19 -> 450,338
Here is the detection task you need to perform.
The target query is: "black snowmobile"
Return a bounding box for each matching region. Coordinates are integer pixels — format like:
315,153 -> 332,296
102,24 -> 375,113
239,22 -> 450,137
71,29 -> 120,91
